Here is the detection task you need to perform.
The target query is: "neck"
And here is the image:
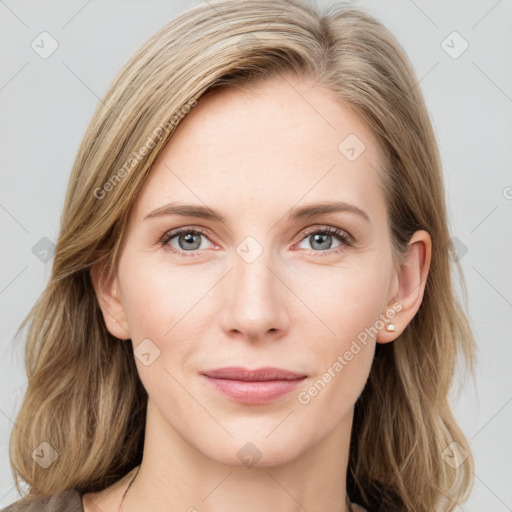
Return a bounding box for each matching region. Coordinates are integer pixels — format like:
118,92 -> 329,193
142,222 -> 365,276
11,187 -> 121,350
123,400 -> 354,512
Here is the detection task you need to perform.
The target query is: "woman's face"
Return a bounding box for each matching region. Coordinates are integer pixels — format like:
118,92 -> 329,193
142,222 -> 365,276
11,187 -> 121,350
102,76 -> 404,467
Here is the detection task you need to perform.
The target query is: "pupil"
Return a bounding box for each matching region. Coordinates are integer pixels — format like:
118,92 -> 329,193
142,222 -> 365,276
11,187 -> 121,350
312,233 -> 331,250
180,232 -> 201,250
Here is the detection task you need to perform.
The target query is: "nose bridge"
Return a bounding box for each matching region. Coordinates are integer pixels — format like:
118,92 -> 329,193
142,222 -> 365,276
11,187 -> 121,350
220,235 -> 288,338
233,237 -> 276,307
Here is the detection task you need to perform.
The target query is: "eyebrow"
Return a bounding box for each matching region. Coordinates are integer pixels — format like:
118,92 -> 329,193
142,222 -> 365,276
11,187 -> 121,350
143,201 -> 370,224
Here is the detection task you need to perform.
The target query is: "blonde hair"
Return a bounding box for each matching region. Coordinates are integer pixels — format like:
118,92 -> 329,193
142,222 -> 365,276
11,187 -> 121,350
9,1 -> 477,510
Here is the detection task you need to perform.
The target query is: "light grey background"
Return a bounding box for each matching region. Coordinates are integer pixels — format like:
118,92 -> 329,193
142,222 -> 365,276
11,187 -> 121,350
1,0 -> 511,510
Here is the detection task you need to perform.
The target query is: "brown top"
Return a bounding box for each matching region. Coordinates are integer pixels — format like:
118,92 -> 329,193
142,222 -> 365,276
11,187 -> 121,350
351,502 -> 369,512
2,489 -> 369,511
1,489 -> 83,511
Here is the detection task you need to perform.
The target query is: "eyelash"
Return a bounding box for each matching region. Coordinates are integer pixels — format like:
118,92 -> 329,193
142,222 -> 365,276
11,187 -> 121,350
158,225 -> 353,258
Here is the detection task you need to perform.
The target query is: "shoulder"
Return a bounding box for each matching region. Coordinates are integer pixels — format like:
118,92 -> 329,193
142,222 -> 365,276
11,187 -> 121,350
1,489 -> 83,512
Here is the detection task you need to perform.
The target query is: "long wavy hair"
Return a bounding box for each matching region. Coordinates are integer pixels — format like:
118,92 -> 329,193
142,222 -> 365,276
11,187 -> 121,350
8,1 -> 477,510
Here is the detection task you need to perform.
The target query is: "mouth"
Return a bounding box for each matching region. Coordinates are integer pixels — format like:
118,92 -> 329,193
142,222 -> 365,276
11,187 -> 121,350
201,366 -> 307,405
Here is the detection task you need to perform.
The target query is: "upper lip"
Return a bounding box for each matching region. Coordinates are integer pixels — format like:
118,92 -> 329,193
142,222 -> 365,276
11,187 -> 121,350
201,366 -> 307,381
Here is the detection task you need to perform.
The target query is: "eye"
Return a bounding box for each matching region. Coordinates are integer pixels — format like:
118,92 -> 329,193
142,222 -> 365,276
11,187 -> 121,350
294,226 -> 353,256
159,225 -> 353,257
159,227 -> 215,257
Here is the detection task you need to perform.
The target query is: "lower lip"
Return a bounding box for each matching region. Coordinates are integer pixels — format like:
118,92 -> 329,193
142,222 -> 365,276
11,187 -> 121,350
203,376 -> 305,404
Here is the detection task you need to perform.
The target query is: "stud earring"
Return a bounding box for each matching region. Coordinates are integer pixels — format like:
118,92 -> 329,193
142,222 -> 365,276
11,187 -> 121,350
385,323 -> 397,332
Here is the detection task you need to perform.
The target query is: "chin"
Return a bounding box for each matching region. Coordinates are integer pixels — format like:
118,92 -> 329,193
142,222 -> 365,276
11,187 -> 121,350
200,434 -> 306,469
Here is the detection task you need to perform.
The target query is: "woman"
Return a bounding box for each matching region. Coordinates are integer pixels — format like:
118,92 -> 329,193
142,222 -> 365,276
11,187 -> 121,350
4,0 -> 476,511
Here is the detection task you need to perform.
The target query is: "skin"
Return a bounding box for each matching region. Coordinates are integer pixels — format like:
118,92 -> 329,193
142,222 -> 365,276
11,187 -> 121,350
86,74 -> 431,512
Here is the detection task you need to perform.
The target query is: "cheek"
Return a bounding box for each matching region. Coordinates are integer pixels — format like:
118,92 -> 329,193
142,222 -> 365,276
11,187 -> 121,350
288,258 -> 390,340
119,257 -> 199,341
294,283 -> 378,429
121,276 -> 169,342
118,261 -> 197,401
289,258 -> 389,407
118,258 -> 215,384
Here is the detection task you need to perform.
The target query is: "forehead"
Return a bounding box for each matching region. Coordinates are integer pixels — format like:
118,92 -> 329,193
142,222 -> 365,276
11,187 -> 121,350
131,76 -> 387,223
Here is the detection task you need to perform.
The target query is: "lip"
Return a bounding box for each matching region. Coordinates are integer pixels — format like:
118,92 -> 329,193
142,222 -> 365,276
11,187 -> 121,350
201,366 -> 307,405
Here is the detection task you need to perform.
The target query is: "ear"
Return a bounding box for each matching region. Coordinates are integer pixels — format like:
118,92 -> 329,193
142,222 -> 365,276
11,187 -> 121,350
90,262 -> 131,340
377,230 -> 432,343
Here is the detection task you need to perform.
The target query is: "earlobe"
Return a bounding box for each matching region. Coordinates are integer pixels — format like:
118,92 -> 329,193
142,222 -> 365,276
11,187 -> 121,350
377,230 -> 432,344
90,263 -> 131,340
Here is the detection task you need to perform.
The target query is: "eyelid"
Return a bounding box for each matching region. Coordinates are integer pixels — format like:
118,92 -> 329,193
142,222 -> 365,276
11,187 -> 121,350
159,224 -> 354,256
290,225 -> 353,257
293,224 -> 354,245
159,225 -> 216,248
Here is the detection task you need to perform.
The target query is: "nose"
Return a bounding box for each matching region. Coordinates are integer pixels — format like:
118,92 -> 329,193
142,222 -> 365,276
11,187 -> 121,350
217,244 -> 290,342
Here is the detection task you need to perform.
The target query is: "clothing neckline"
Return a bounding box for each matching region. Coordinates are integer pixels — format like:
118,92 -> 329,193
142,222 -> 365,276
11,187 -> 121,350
77,487 -> 368,512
